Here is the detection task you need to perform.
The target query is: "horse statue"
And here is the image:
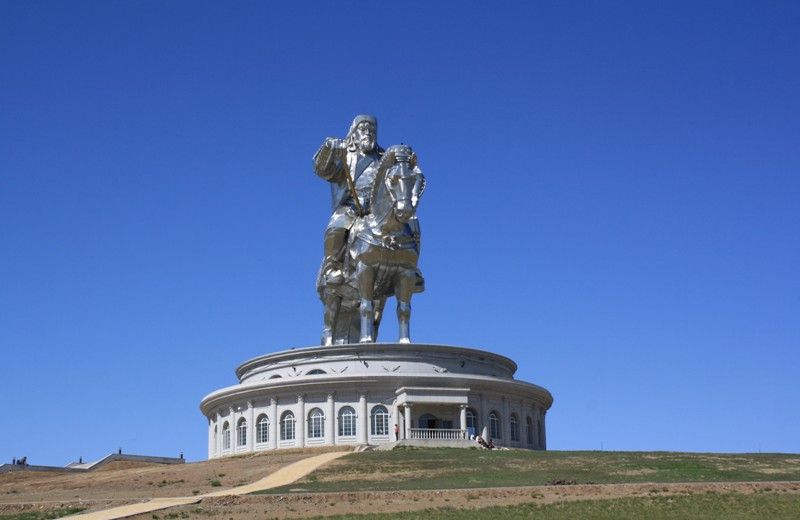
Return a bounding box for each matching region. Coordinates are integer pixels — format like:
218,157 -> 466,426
318,144 -> 425,345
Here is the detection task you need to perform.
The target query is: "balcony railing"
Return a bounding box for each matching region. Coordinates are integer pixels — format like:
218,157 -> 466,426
408,428 -> 468,440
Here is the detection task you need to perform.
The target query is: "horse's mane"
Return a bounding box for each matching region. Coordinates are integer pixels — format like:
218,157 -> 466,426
370,149 -> 396,206
370,145 -> 417,205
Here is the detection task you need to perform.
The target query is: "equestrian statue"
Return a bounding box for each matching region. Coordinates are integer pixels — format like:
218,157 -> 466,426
313,115 -> 425,345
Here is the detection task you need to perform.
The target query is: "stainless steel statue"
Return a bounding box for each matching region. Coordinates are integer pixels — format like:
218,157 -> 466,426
314,115 -> 425,345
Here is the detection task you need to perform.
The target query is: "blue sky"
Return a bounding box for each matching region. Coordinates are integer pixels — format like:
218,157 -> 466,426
2,1 -> 798,465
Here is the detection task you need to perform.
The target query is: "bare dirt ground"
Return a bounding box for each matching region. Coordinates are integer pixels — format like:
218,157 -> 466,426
0,448 -> 344,516
134,481 -> 800,519
2,450 -> 799,519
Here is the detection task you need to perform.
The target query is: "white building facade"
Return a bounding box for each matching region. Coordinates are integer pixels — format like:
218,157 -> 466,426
200,343 -> 553,458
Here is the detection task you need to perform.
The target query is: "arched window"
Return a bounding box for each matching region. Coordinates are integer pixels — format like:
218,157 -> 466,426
489,411 -> 501,439
222,421 -> 231,450
280,411 -> 295,441
237,418 -> 248,447
256,414 -> 269,444
466,408 -> 478,436
307,369 -> 326,375
308,408 -> 325,438
510,414 -> 520,442
269,374 -> 282,379
371,405 -> 389,435
526,416 -> 533,445
338,406 -> 356,437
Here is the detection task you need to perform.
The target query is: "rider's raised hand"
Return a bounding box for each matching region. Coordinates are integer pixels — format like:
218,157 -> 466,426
325,137 -> 347,151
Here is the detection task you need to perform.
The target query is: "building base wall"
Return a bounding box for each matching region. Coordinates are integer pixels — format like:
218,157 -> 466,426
200,343 -> 553,459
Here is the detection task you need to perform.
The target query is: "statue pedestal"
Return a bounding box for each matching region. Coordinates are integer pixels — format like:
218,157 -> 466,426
200,343 -> 552,458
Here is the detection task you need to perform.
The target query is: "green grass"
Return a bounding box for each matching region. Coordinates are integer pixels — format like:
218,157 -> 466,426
256,448 -> 800,494
0,507 -> 87,520
303,493 -> 800,519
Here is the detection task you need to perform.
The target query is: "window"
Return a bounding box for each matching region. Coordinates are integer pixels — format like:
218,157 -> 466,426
338,406 -> 356,437
466,408 -> 478,435
526,416 -> 533,445
237,418 -> 248,447
222,421 -> 231,450
280,411 -> 295,441
307,369 -> 326,375
489,411 -> 501,439
308,408 -> 325,439
510,414 -> 520,442
257,414 -> 269,444
371,405 -> 389,435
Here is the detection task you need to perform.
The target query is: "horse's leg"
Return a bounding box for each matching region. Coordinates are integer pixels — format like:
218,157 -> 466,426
395,269 -> 416,344
358,265 -> 376,343
373,298 -> 386,342
321,291 -> 340,346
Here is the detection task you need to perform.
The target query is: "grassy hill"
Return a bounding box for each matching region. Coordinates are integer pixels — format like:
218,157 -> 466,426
261,447 -> 800,494
2,449 -> 799,519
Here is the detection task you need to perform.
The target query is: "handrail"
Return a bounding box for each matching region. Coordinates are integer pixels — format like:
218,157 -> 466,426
408,428 -> 467,440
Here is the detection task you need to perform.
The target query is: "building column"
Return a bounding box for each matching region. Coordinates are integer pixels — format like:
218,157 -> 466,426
404,404 -> 413,439
357,392 -> 368,444
532,404 -> 542,449
247,401 -> 255,452
269,397 -> 278,450
229,406 -> 236,452
478,393 -> 486,436
209,416 -> 216,459
540,409 -> 547,449
325,393 -> 335,446
296,394 -> 306,448
216,410 -> 223,456
459,404 -> 468,436
392,400 -> 400,441
502,397 -> 510,444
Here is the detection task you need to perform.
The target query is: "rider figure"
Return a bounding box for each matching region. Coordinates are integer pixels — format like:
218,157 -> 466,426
314,115 -> 384,284
314,115 -> 426,290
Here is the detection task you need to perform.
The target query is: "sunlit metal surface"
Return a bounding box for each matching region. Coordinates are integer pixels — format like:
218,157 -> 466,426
314,116 -> 425,345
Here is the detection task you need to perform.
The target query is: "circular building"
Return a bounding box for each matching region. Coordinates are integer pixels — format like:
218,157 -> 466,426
200,343 -> 553,457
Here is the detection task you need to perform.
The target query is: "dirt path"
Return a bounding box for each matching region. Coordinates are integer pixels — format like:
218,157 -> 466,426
62,451 -> 351,520
2,450 -> 798,519
0,448 -> 350,519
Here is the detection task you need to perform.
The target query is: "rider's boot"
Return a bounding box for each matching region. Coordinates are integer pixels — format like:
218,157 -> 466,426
323,228 -> 347,284
413,268 -> 425,293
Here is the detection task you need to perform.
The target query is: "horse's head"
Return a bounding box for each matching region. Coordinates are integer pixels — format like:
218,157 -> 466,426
374,144 -> 421,224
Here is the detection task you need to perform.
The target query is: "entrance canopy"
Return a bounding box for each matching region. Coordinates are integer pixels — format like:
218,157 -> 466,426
395,387 -> 470,406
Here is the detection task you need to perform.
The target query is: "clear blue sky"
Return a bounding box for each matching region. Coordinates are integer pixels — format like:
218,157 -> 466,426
2,1 -> 798,465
